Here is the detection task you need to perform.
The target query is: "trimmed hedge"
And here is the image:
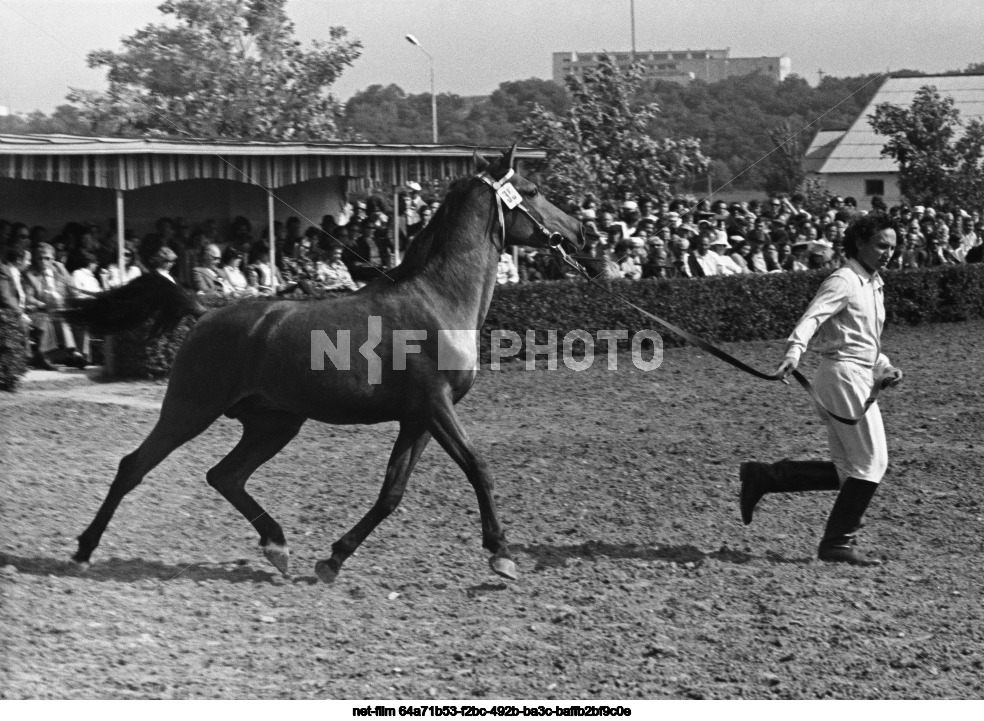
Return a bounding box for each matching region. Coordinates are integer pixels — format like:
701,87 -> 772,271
0,309 -> 29,392
484,264 -> 984,361
18,263 -> 984,381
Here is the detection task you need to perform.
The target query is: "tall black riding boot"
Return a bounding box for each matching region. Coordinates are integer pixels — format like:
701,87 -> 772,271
817,477 -> 881,566
739,459 -> 840,525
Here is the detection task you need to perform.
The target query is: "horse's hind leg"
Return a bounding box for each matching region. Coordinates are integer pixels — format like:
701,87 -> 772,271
315,421 -> 430,584
426,402 -> 516,580
205,409 -> 305,575
74,408 -> 215,565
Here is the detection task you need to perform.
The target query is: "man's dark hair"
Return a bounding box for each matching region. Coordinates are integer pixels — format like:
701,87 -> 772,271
843,214 -> 894,259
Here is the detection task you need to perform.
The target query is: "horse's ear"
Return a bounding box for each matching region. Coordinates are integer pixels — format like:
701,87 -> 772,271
473,151 -> 490,172
503,141 -> 519,170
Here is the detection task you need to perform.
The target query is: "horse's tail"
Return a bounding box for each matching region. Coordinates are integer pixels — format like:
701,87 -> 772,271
58,272 -> 208,338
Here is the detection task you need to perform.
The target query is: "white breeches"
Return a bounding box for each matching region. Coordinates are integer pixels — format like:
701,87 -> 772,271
813,358 -> 888,484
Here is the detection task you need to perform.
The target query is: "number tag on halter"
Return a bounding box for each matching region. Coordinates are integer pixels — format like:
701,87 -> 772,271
496,182 -> 523,209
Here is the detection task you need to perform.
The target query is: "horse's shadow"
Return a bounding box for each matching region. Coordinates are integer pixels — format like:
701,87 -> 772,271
515,539 -> 766,571
0,551 -> 279,584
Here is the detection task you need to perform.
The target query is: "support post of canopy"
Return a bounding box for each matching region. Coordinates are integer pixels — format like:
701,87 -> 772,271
267,190 -> 276,291
115,188 -> 125,283
392,184 -> 401,265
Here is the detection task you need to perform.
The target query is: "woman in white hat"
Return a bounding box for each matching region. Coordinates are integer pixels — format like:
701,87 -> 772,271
739,214 -> 903,566
709,232 -> 743,275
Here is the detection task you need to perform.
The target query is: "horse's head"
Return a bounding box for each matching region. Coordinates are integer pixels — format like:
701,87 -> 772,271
473,143 -> 588,255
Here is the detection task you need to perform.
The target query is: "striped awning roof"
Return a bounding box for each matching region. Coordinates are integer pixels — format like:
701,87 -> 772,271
0,134 -> 546,191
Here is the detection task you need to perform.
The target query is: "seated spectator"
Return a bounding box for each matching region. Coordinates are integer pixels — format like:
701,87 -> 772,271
219,246 -> 255,296
776,238 -> 793,269
894,231 -> 922,269
0,246 -> 35,365
616,241 -> 642,280
606,223 -> 627,257
69,250 -> 103,297
808,242 -> 835,271
670,237 -> 693,278
367,207 -> 393,268
148,246 -> 179,283
497,251 -> 520,285
729,239 -> 752,273
745,235 -> 770,274
763,229 -> 786,272
637,196 -> 657,223
632,217 -> 657,242
642,232 -> 673,278
68,250 -> 103,363
958,215 -> 979,258
315,245 -> 360,292
193,243 -> 233,295
785,241 -> 810,271
101,244 -> 143,288
710,234 -> 744,275
247,245 -> 287,294
281,233 -> 319,293
688,228 -> 718,277
943,228 -> 967,263
23,242 -> 86,368
517,249 -> 546,282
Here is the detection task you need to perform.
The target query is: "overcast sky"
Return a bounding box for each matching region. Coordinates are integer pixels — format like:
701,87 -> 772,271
2,0 -> 983,114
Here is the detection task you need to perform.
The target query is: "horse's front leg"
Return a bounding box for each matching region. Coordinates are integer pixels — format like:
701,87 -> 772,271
315,421 -> 430,583
426,402 -> 516,580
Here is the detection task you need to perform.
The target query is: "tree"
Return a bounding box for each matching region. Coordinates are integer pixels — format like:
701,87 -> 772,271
952,118 -> 984,210
869,85 -> 961,207
342,78 -> 569,146
68,0 -> 361,141
761,117 -> 809,195
0,105 -> 101,135
489,79 -> 570,124
521,55 -> 707,206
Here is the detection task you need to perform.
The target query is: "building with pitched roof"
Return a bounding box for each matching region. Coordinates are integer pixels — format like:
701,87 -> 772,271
809,75 -> 984,206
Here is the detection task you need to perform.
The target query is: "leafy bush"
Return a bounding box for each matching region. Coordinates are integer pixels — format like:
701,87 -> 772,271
0,309 -> 29,392
96,264 -> 984,378
108,294 -> 234,379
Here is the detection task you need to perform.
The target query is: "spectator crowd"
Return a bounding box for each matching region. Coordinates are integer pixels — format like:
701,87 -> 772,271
554,192 -> 984,283
2,181 -> 983,371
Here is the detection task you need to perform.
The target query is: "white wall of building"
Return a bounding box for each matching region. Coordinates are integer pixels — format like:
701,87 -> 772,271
818,172 -> 902,208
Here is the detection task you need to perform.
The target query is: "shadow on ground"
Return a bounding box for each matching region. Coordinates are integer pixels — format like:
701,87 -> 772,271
0,551 -> 278,584
514,539 -> 757,570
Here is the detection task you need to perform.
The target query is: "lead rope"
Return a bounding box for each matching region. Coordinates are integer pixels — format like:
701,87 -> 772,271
548,243 -> 885,426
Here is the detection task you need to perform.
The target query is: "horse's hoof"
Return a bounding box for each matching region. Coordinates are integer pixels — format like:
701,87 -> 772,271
489,555 -> 518,580
70,557 -> 90,573
262,542 -> 290,576
314,559 -> 338,584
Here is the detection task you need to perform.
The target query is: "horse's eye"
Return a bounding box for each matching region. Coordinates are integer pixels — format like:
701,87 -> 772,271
528,186 -> 539,197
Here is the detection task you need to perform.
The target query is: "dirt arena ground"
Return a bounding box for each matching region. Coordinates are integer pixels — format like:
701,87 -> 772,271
2,319 -> 983,699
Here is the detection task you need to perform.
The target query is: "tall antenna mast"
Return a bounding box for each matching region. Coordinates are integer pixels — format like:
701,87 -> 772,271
630,0 -> 636,58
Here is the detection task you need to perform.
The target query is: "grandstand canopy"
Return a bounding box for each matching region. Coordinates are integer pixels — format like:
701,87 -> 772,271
0,134 -> 545,191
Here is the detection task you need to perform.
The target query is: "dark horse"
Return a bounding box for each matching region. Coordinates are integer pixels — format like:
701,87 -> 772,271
65,145 -> 586,583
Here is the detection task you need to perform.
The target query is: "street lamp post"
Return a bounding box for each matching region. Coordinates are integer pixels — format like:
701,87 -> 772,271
405,33 -> 438,144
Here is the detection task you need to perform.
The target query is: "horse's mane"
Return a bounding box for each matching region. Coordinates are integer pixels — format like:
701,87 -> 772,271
384,173 -> 496,284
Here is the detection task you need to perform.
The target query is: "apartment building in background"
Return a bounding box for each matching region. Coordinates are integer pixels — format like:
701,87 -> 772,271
552,48 -> 790,86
